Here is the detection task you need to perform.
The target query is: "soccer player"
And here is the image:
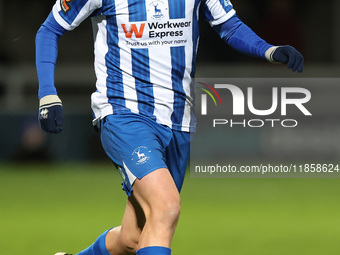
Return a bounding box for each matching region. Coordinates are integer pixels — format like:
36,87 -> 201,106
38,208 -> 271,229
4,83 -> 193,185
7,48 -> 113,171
36,0 -> 303,255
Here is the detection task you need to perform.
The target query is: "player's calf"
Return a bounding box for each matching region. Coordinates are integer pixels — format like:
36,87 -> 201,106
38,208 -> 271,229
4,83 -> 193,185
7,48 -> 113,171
106,226 -> 140,255
119,230 -> 140,254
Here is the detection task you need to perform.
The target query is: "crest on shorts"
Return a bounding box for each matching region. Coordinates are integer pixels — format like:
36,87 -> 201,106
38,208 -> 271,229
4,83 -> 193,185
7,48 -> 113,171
131,146 -> 151,165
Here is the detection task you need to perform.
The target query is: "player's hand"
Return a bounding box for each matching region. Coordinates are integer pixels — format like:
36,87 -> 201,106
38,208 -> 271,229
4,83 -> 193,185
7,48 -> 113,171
38,95 -> 63,133
266,45 -> 304,73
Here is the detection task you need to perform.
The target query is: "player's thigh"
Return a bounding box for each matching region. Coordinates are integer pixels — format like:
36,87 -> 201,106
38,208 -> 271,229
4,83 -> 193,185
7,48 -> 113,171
132,167 -> 181,221
116,167 -> 181,241
108,169 -> 180,250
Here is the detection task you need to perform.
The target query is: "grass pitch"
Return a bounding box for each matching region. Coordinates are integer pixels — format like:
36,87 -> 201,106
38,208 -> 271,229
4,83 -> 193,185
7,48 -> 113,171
1,163 -> 340,255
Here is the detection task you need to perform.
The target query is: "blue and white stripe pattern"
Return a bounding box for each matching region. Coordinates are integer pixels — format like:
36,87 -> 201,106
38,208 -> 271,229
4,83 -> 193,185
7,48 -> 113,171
52,0 -> 235,132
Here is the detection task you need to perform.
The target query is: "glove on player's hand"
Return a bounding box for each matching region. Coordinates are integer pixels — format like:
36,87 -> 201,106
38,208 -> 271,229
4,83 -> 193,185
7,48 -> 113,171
266,45 -> 304,73
38,95 -> 63,133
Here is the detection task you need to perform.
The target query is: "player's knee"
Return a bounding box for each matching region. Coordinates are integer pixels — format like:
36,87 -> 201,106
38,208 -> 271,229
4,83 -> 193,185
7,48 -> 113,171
165,198 -> 181,223
153,196 -> 181,227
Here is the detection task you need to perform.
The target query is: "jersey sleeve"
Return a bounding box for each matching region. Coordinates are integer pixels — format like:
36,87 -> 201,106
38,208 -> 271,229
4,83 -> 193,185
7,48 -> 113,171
201,0 -> 236,26
214,15 -> 273,59
52,0 -> 103,31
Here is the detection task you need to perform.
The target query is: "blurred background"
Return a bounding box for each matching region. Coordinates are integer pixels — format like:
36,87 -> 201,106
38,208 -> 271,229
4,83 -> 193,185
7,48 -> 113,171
1,1 -> 340,255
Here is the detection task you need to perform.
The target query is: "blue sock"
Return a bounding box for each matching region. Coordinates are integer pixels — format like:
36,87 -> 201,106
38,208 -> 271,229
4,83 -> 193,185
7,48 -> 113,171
76,229 -> 112,255
136,246 -> 171,255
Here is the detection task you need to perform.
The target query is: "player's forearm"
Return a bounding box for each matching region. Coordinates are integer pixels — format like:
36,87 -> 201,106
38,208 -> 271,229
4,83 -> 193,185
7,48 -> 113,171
214,15 -> 272,59
36,12 -> 66,99
36,26 -> 58,99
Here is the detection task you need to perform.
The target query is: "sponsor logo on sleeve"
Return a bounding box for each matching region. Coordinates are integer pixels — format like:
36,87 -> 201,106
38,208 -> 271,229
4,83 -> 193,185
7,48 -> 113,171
61,0 -> 73,13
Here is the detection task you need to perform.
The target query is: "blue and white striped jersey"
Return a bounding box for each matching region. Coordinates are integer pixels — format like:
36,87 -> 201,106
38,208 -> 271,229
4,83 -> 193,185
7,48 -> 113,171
52,0 -> 236,132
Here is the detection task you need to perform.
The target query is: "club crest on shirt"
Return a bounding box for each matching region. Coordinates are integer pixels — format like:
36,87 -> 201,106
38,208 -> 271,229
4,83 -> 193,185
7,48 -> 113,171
131,146 -> 151,165
61,0 -> 73,13
147,0 -> 167,20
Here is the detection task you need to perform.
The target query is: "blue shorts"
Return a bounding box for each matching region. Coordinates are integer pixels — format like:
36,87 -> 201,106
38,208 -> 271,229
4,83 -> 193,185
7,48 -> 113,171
100,113 -> 191,196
